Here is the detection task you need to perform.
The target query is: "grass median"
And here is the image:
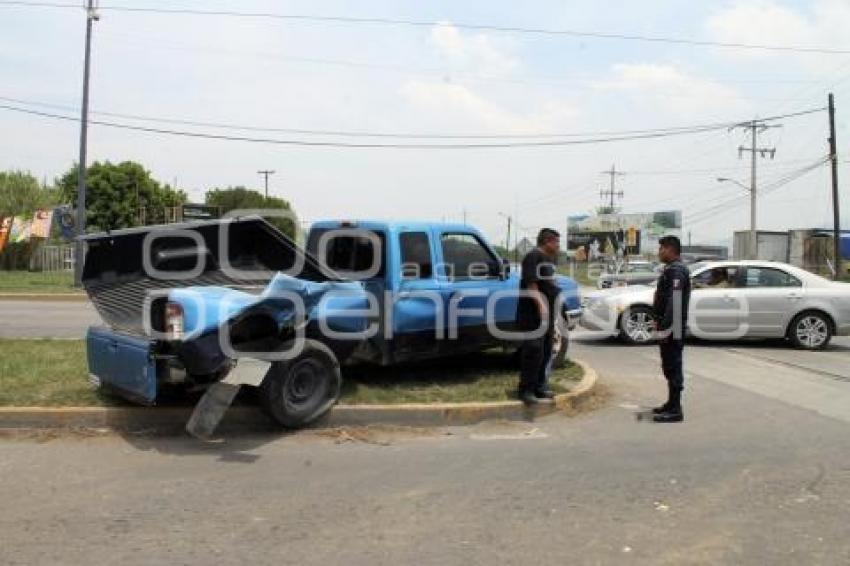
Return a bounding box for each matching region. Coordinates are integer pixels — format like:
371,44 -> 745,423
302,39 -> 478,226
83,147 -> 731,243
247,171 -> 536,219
0,271 -> 79,294
0,339 -> 583,407
340,351 -> 583,404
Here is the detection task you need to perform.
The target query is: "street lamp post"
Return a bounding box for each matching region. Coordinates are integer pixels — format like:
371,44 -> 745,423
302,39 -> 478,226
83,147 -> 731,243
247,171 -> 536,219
717,177 -> 757,259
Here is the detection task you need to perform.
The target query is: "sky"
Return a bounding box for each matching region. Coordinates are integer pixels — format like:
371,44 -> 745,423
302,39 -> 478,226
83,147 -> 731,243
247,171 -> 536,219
1,0 -> 850,249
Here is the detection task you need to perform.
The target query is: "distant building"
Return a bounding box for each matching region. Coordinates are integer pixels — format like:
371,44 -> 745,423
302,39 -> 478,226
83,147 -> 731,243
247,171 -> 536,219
681,245 -> 728,261
733,229 -> 849,276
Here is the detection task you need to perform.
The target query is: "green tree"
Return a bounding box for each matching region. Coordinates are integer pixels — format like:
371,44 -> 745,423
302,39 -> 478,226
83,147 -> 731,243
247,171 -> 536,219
58,161 -> 187,232
205,186 -> 296,238
0,170 -> 58,217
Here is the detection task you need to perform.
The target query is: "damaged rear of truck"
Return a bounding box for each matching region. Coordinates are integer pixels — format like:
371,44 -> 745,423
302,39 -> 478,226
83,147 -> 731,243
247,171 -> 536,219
81,217 -> 370,437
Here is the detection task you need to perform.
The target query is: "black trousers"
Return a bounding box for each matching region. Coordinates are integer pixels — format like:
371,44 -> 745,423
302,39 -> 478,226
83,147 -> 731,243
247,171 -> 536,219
659,338 -> 685,393
519,331 -> 553,394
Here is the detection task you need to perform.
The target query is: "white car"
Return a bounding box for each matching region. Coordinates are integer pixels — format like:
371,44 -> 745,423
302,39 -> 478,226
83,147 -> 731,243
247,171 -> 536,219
580,261 -> 850,350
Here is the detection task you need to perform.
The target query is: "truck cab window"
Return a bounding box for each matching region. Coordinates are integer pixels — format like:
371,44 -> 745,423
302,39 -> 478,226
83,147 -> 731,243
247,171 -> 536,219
440,233 -> 497,280
400,232 -> 433,279
306,228 -> 386,279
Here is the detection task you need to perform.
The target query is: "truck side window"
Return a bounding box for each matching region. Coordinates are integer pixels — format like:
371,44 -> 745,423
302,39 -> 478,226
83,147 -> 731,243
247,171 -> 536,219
440,233 -> 497,280
305,228 -> 386,279
400,232 -> 432,279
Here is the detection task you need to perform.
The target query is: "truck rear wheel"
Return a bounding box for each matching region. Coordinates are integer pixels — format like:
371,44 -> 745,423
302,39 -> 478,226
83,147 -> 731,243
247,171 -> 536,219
259,341 -> 341,429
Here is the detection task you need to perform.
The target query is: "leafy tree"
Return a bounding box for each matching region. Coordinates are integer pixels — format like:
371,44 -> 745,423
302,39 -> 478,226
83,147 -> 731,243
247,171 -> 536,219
0,170 -> 58,217
205,186 -> 296,238
58,161 -> 187,232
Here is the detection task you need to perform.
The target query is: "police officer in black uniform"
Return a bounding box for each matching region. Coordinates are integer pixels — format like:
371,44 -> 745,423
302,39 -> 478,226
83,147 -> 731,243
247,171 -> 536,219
652,235 -> 691,423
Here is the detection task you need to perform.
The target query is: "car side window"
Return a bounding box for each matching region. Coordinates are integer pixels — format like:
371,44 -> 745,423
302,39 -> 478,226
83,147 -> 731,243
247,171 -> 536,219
744,267 -> 802,288
399,232 -> 433,279
440,233 -> 497,280
692,266 -> 740,289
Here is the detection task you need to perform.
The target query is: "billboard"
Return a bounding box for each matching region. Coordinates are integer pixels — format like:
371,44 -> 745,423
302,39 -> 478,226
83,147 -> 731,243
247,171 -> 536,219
567,210 -> 681,259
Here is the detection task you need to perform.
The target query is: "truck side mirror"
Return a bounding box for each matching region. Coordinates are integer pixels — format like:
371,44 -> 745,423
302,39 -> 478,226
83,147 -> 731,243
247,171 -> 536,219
501,258 -> 511,277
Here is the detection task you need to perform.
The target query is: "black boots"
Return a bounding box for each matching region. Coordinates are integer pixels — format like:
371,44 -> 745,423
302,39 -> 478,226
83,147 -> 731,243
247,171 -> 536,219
652,383 -> 674,414
653,387 -> 684,423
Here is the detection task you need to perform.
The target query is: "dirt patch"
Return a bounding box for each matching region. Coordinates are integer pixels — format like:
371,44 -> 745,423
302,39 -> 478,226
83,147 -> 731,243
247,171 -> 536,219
311,424 -> 448,446
560,382 -> 612,417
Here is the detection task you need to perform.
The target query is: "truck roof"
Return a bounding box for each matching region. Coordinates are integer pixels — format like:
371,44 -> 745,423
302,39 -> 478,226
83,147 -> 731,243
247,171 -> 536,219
309,219 -> 480,234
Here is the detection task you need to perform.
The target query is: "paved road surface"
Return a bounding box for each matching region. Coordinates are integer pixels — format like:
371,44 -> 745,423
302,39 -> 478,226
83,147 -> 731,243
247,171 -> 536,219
0,299 -> 101,338
1,300 -> 849,564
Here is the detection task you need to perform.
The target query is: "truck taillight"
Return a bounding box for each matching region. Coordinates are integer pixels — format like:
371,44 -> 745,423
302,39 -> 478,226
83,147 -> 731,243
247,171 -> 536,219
165,302 -> 184,340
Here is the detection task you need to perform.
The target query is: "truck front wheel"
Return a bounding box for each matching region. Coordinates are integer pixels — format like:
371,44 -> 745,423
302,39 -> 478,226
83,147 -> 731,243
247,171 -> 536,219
259,341 -> 342,429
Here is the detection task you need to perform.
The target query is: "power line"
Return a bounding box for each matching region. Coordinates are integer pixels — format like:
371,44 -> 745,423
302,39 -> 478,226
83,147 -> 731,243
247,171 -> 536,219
3,102 -> 824,149
0,95 -> 826,143
627,158 -> 824,176
4,1 -> 850,55
684,158 -> 829,225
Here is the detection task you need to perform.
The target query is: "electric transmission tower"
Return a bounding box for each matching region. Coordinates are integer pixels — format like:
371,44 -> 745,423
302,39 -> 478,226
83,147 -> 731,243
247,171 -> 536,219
599,164 -> 625,213
730,120 -> 781,259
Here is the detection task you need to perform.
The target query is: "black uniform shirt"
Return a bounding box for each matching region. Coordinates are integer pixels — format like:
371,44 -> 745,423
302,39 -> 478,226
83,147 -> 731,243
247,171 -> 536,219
653,259 -> 691,337
517,248 -> 560,331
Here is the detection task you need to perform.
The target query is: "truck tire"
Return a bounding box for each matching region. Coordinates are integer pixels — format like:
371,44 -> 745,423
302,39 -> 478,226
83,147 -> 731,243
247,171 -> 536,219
259,340 -> 342,429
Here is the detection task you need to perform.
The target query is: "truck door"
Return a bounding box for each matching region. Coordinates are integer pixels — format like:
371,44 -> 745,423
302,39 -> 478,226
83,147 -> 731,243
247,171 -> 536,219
436,231 -> 508,347
391,230 -> 443,358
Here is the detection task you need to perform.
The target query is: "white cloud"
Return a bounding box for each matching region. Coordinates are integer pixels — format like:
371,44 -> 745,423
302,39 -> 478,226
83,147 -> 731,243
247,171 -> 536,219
706,0 -> 850,65
430,22 -> 519,75
399,79 -> 576,135
593,63 -> 751,119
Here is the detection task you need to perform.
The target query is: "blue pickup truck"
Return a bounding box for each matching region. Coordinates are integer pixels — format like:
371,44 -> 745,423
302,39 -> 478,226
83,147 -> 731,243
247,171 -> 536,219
82,217 -> 580,434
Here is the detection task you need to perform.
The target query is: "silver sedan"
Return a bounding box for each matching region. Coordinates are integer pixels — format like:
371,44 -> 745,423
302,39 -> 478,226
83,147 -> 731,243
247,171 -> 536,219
580,261 -> 850,350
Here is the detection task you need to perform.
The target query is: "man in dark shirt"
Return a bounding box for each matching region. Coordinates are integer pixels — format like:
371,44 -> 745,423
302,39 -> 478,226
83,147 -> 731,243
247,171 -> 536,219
651,235 -> 691,423
516,228 -> 562,405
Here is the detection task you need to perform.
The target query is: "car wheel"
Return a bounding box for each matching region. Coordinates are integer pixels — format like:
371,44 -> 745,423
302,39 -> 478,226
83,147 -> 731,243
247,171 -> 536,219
259,341 -> 341,428
788,311 -> 832,350
619,306 -> 656,345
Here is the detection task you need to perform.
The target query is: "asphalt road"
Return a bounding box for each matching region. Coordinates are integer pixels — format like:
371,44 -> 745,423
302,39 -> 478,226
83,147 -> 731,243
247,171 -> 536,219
1,300 -> 850,564
0,299 -> 101,338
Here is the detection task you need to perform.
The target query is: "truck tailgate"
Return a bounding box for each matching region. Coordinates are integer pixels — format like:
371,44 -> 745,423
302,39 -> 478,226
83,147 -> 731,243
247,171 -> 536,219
87,327 -> 158,404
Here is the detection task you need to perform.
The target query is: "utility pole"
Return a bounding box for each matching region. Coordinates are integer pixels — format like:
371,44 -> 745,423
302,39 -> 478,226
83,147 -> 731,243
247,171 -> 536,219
73,0 -> 98,287
599,164 -> 625,212
498,212 -> 512,258
257,169 -> 275,199
732,120 -> 780,259
828,93 -> 842,279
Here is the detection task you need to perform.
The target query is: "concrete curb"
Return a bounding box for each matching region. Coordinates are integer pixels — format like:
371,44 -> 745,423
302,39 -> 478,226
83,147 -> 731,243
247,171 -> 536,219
0,293 -> 88,302
0,360 -> 598,434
